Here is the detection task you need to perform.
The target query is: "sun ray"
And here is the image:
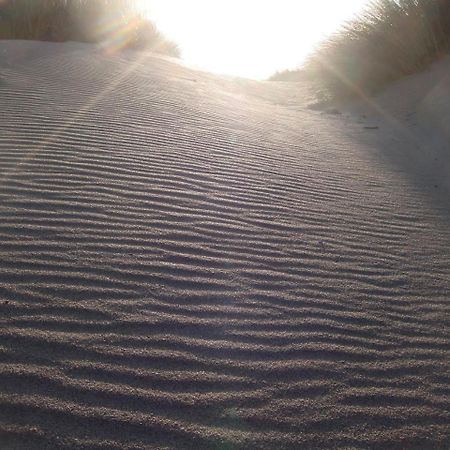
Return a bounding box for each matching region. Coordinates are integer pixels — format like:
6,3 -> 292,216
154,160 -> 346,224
0,48 -> 152,185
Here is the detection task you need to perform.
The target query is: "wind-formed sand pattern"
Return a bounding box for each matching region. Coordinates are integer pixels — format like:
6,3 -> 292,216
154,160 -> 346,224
0,41 -> 449,449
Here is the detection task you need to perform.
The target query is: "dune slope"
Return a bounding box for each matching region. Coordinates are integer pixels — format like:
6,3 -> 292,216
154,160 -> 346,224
0,41 -> 449,449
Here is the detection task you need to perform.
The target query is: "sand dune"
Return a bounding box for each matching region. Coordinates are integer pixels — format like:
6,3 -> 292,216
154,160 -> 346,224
0,41 -> 449,449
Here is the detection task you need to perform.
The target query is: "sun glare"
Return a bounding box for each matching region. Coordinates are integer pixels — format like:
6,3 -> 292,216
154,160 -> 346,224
139,0 -> 370,79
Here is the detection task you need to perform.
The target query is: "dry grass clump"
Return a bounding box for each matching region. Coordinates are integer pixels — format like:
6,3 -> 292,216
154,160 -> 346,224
0,0 -> 180,57
272,0 -> 450,100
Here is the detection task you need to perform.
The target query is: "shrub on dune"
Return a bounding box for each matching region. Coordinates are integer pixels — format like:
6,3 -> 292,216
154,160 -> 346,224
272,0 -> 450,100
0,0 -> 180,57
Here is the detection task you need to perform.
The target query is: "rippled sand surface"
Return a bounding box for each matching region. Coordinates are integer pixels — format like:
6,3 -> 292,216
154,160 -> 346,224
0,41 -> 449,449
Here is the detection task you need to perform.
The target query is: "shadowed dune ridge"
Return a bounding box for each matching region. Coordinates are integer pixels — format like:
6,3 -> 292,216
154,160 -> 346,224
0,41 -> 449,449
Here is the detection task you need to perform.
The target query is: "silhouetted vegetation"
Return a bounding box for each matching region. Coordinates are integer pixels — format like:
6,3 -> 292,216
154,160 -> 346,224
0,0 -> 180,57
272,0 -> 450,100
270,69 -> 309,83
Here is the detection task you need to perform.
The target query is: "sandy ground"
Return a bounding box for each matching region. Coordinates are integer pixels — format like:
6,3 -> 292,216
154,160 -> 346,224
0,41 -> 449,449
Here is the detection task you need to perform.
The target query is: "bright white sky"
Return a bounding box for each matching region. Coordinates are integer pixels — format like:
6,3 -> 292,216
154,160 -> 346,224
139,0 -> 370,79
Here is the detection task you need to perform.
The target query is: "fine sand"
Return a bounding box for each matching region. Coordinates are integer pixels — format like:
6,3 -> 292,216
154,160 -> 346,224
0,41 -> 449,449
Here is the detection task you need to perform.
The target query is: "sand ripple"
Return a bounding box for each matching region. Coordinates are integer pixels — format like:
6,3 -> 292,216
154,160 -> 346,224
0,41 -> 449,449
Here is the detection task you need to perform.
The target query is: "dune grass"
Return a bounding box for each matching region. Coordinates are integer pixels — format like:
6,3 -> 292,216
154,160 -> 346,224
272,0 -> 450,100
0,0 -> 180,57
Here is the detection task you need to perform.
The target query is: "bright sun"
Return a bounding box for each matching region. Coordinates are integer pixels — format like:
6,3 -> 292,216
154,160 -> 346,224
139,0 -> 370,79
